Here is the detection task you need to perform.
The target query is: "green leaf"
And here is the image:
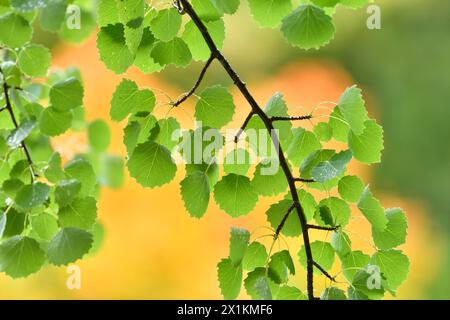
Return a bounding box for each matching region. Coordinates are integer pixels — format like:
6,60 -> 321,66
217,258 -> 242,300
338,175 -> 364,203
151,38 -> 192,67
192,0 -> 223,21
321,287 -> 347,300
46,227 -> 93,266
357,186 -> 388,231
15,182 -> 50,210
311,150 -> 352,183
266,199 -> 299,237
370,250 -> 409,293
38,107 -> 73,136
0,13 -> 32,48
212,0 -> 240,14
214,174 -> 258,217
331,231 -> 351,257
248,0 -> 292,28
18,44 -> 51,77
329,107 -> 349,143
316,197 -> 351,228
268,250 -> 295,284
312,0 -> 340,8
116,0 -> 145,53
340,0 -> 370,9
281,4 -> 335,50
251,159 -> 288,197
110,79 -> 155,122
30,213 -> 59,241
276,286 -> 306,300
340,250 -> 370,282
182,19 -> 225,61
44,152 -> 65,183
40,0 -> 67,32
152,117 -> 181,151
7,119 -> 35,148
287,128 -> 321,167
2,209 -> 25,237
11,0 -> 47,12
313,122 -> 332,142
59,8 -> 96,44
351,269 -> 384,300
150,8 -> 181,42
123,121 -> 141,155
224,148 -> 251,176
229,227 -> 250,266
349,119 -> 384,164
50,77 -> 84,112
134,27 -> 163,74
88,120 -> 111,152
97,0 -> 119,27
244,267 -> 272,300
180,172 -> 210,218
58,197 -> 97,230
195,85 -> 235,129
298,241 -> 335,275
242,242 -> 268,271
64,158 -> 97,197
55,179 -> 81,207
97,24 -> 134,74
98,155 -> 125,189
372,208 -> 407,250
0,236 -> 45,278
337,85 -> 368,135
127,141 -> 176,188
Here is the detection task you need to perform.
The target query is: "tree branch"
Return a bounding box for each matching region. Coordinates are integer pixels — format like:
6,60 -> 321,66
234,111 -> 254,143
1,70 -> 36,182
271,115 -> 312,122
313,261 -> 336,282
274,202 -> 295,239
307,224 -> 340,231
294,178 -> 315,183
178,0 -> 317,300
172,54 -> 215,107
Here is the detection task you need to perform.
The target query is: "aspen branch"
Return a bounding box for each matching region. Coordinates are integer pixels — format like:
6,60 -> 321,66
176,0 -> 317,300
1,69 -> 36,182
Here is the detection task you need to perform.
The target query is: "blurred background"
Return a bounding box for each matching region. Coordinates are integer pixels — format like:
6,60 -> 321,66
0,0 -> 449,299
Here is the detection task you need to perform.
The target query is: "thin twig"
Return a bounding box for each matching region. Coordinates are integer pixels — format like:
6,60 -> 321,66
307,224 -> 340,231
1,70 -> 36,182
271,115 -> 312,122
234,111 -> 254,143
172,54 -> 215,107
313,261 -> 336,282
294,178 -> 315,183
275,202 -> 296,239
